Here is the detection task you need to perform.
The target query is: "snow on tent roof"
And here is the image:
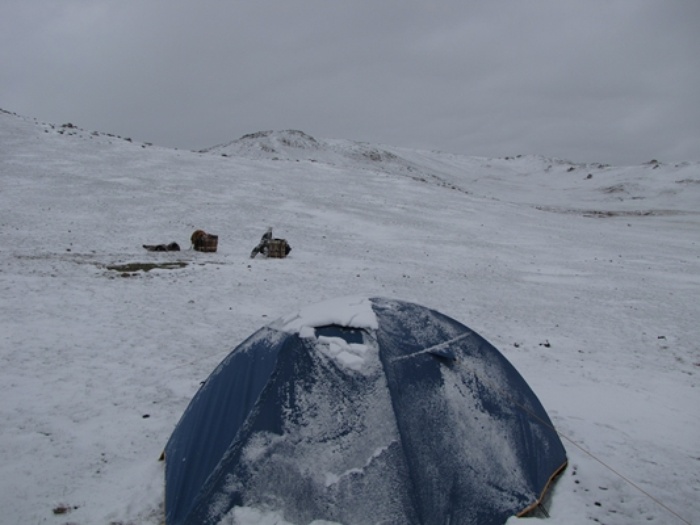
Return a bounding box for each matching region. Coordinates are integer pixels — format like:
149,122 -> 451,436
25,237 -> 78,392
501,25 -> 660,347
274,295 -> 379,333
163,297 -> 567,525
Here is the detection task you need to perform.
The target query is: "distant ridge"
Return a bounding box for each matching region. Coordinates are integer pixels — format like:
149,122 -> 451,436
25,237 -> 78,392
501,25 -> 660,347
199,129 -> 405,167
2,109 -> 698,216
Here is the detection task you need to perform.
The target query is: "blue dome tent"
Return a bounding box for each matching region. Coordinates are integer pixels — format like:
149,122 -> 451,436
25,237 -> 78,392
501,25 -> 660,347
163,297 -> 567,525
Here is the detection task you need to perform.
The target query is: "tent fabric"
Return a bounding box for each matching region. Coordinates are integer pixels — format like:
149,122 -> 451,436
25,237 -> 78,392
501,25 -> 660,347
163,297 -> 567,525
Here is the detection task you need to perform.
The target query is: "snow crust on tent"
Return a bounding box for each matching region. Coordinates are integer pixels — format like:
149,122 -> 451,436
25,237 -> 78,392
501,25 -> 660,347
272,296 -> 380,373
163,297 -> 567,525
275,295 -> 379,333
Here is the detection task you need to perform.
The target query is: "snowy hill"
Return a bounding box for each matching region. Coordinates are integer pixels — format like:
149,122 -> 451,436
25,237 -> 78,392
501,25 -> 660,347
201,129 -> 406,166
1,108 -> 698,525
203,127 -> 699,215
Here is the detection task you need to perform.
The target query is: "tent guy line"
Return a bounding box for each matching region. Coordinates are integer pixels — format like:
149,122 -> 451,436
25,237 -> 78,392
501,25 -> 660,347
460,359 -> 692,525
387,332 -> 474,362
551,433 -> 692,525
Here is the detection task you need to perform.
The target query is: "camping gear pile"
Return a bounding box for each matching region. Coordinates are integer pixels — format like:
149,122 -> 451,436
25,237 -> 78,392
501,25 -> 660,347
162,297 -> 567,525
250,227 -> 292,258
141,228 -> 293,257
142,242 -> 181,252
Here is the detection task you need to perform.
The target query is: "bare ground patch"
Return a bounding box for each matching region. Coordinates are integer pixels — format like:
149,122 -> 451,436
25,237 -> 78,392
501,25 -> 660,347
105,261 -> 188,273
534,206 -> 694,218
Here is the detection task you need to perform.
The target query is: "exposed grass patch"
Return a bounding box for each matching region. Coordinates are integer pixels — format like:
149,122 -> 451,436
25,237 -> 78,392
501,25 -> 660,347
52,503 -> 78,515
535,206 -> 691,218
106,261 -> 188,273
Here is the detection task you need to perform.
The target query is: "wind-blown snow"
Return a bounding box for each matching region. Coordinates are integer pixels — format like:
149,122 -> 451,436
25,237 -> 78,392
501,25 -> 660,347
0,109 -> 698,525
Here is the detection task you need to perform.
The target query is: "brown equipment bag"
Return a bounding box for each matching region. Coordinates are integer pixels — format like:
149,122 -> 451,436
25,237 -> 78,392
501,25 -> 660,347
266,238 -> 291,258
191,230 -> 218,252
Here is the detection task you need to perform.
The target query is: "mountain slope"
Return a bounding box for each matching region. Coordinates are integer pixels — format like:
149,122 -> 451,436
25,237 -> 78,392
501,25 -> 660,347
202,126 -> 700,214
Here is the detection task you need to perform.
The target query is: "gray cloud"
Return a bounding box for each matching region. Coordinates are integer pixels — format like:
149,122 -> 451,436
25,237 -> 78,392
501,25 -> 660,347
2,0 -> 698,164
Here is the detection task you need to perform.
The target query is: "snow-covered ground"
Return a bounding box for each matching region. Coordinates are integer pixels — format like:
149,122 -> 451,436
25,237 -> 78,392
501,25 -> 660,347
1,109 -> 698,525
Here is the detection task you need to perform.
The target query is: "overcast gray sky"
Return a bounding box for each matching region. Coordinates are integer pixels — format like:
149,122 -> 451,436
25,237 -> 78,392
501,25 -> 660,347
2,1 -> 698,165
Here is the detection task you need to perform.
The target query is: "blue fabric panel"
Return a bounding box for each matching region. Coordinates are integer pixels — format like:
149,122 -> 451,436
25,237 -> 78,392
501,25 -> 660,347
182,325 -> 421,525
179,332 -> 319,525
164,327 -> 288,525
371,297 -> 567,525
